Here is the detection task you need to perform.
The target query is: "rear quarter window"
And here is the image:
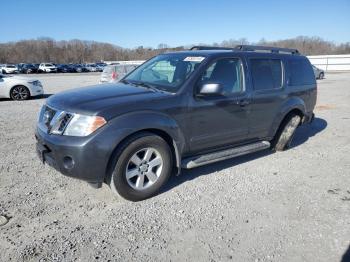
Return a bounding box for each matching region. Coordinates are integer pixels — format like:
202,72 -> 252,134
288,58 -> 315,86
250,58 -> 283,91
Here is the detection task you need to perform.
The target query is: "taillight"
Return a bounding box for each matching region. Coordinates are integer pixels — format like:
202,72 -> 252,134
111,71 -> 118,80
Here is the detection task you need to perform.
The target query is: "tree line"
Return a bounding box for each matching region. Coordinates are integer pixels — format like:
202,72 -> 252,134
0,36 -> 349,64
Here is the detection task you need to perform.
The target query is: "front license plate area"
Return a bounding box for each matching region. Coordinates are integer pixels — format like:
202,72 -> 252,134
36,142 -> 48,164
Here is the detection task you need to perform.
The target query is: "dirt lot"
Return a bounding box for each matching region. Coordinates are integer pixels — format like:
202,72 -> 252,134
0,72 -> 349,262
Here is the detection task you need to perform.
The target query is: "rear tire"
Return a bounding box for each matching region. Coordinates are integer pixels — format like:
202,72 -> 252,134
109,132 -> 173,201
271,113 -> 301,151
319,72 -> 324,79
10,85 -> 30,101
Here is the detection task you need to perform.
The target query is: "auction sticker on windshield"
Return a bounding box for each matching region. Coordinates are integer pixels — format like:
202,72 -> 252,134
184,56 -> 205,62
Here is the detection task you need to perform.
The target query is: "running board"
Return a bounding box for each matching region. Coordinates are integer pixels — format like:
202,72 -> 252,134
182,141 -> 270,169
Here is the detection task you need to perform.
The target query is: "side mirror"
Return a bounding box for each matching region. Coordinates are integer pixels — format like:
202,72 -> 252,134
198,82 -> 223,96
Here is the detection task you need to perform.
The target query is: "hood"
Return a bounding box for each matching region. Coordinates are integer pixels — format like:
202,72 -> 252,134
47,83 -> 171,117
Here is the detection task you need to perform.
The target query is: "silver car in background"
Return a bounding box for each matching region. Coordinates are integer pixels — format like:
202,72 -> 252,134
100,64 -> 139,83
312,65 -> 325,79
85,63 -> 97,72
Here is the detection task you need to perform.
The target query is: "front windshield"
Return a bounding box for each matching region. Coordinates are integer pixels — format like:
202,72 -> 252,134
124,54 -> 206,93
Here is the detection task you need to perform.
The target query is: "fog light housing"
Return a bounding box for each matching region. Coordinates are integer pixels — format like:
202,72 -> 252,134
63,156 -> 74,169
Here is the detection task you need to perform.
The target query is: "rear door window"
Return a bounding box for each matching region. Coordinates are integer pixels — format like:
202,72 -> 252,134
250,59 -> 283,90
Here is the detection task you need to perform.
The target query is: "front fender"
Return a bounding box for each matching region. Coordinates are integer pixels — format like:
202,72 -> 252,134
104,110 -> 186,170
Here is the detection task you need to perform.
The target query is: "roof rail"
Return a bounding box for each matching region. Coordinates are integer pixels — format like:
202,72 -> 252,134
190,45 -> 299,55
235,45 -> 299,55
190,46 -> 234,51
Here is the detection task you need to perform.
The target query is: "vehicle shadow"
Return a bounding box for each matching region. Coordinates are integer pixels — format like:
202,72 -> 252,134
341,244 -> 350,262
292,117 -> 327,148
0,94 -> 52,102
159,117 -> 327,195
36,94 -> 53,99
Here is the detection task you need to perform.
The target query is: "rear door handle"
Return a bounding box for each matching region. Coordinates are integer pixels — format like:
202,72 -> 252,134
237,99 -> 250,107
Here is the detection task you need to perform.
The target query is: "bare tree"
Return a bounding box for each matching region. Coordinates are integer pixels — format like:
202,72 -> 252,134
0,36 -> 349,64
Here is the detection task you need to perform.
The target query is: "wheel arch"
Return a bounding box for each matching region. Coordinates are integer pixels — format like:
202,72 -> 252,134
9,84 -> 31,98
268,98 -> 306,139
103,111 -> 185,182
104,128 -> 181,183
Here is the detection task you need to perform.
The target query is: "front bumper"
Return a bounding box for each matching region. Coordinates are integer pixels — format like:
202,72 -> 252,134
30,86 -> 44,96
28,84 -> 44,96
35,127 -> 114,183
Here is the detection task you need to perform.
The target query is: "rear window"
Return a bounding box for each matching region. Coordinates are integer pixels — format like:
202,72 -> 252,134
112,65 -> 125,74
250,59 -> 283,90
103,66 -> 114,74
288,58 -> 316,86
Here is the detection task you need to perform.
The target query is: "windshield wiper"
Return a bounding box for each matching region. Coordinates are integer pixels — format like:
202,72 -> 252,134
128,80 -> 160,92
120,79 -> 131,85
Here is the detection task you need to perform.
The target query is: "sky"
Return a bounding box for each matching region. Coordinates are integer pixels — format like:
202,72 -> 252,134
1,0 -> 349,48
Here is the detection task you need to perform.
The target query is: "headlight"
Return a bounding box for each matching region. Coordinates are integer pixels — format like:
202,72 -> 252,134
63,114 -> 107,137
28,80 -> 41,86
46,111 -> 107,137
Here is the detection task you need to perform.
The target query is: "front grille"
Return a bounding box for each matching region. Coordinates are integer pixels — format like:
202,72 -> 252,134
38,105 -> 73,135
58,113 -> 73,132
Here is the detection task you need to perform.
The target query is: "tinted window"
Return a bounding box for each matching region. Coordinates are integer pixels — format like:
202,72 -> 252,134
250,59 -> 283,90
200,58 -> 243,94
288,58 -> 316,86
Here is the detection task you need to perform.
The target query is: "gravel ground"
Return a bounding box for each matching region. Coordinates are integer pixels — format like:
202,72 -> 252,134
0,72 -> 349,262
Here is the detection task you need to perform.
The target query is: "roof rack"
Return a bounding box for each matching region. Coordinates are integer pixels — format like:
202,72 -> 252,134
235,45 -> 299,55
190,45 -> 299,55
190,46 -> 233,51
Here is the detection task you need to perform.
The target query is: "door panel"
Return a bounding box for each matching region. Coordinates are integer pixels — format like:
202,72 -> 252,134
0,78 -> 6,98
248,90 -> 286,139
189,95 -> 250,153
247,58 -> 286,139
188,57 -> 250,153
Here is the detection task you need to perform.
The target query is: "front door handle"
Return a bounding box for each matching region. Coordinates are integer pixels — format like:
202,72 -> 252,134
237,99 -> 250,107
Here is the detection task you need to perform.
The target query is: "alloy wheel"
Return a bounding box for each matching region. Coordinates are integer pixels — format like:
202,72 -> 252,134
125,147 -> 163,190
11,86 -> 29,100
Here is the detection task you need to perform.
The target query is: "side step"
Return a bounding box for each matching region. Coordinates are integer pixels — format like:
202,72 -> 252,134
181,141 -> 270,169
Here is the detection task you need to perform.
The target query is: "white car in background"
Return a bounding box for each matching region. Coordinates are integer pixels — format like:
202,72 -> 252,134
0,74 -> 44,100
38,63 -> 57,73
1,64 -> 19,74
85,63 -> 97,72
100,64 -> 139,83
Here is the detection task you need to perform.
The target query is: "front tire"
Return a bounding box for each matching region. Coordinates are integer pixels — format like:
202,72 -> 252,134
319,72 -> 324,79
109,133 -> 173,201
271,113 -> 301,151
10,85 -> 30,100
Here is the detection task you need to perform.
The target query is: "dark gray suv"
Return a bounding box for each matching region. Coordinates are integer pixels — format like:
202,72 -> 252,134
35,45 -> 317,201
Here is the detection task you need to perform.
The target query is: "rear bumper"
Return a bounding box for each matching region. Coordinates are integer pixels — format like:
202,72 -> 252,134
302,112 -> 315,124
